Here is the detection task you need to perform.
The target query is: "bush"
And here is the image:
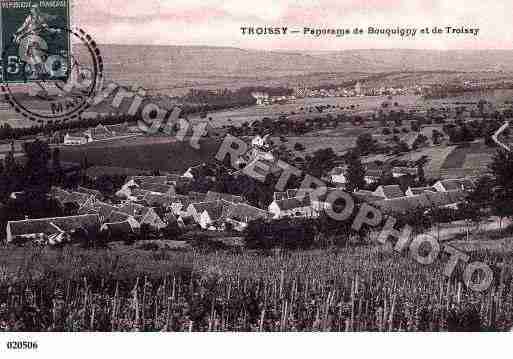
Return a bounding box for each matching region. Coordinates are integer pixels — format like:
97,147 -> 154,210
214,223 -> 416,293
294,143 -> 305,151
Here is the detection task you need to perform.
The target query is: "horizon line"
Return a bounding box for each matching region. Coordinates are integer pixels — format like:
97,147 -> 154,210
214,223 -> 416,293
91,43 -> 513,52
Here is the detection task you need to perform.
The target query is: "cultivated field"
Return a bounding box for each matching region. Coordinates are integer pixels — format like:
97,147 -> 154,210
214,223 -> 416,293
395,141 -> 497,179
0,242 -> 511,332
274,135 -> 357,156
190,95 -> 420,128
59,137 -> 223,173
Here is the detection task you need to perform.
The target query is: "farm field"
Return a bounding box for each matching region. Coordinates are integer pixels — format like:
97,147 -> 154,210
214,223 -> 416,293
0,241 -> 511,332
190,95 -> 421,128
395,141 -> 498,179
60,137 -> 223,173
273,135 -> 357,156
189,89 -> 513,129
441,142 -> 497,170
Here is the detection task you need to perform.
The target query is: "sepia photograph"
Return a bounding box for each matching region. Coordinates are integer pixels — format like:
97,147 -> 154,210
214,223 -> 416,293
0,0 -> 512,357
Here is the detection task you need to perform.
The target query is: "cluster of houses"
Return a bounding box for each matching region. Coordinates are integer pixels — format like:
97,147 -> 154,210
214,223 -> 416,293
5,173 -> 473,244
4,128 -> 476,244
267,178 -> 473,219
4,172 -> 270,244
329,165 -> 419,186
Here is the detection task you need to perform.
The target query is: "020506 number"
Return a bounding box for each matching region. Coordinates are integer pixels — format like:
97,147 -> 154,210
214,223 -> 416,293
6,341 -> 38,350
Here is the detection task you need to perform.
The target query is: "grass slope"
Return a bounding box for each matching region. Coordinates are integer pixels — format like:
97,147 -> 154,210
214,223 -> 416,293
60,137 -> 224,173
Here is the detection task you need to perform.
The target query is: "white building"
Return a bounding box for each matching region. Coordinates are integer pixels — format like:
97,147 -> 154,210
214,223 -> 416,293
330,167 -> 347,185
268,197 -> 314,219
63,133 -> 91,146
251,92 -> 270,106
433,179 -> 474,192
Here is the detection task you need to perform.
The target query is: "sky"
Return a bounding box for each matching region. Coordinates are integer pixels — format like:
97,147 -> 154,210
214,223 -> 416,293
74,0 -> 513,51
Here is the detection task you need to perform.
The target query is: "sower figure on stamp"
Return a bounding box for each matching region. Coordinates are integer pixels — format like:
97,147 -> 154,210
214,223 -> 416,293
13,4 -> 62,78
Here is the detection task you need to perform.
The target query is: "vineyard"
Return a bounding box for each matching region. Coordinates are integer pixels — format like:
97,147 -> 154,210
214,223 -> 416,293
0,244 -> 512,332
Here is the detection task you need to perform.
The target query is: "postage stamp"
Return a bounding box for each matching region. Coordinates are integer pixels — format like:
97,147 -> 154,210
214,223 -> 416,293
0,0 -> 71,83
0,1 -> 104,123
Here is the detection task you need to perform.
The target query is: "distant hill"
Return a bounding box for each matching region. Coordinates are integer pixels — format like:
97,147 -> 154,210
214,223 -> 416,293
85,45 -> 513,95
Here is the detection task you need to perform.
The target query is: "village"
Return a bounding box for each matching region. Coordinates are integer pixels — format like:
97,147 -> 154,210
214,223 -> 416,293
4,130 -> 477,246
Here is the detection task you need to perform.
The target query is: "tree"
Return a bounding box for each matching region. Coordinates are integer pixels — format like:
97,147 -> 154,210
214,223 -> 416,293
23,139 -> 51,204
294,143 -> 305,151
417,163 -> 426,186
63,202 -> 79,216
489,150 -> 513,228
411,121 -> 421,132
95,175 -> 115,194
52,147 -> 63,185
356,133 -> 375,155
163,220 -> 182,239
304,148 -> 337,179
345,150 -> 365,192
394,141 -> 410,154
412,134 -> 428,150
432,129 -> 443,145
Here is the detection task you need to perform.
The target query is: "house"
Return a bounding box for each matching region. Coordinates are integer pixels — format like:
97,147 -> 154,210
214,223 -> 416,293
242,157 -> 282,182
78,202 -> 140,230
138,182 -> 175,196
268,197 -> 314,219
353,190 -> 385,203
186,200 -> 231,222
188,191 -> 207,203
142,192 -> 174,209
77,186 -> 103,200
198,201 -> 231,229
221,203 -> 269,231
205,191 -> 244,203
273,191 -> 288,201
86,124 -> 112,141
182,163 -> 207,179
126,176 -> 168,186
79,201 -> 119,220
101,221 -> 134,240
405,186 -> 437,197
425,190 -> 467,209
115,185 -> 137,200
373,190 -> 467,215
84,123 -> 130,142
374,196 -> 427,215
168,195 -> 191,216
118,203 -> 166,230
433,179 -> 474,192
51,188 -> 95,209
120,177 -> 175,196
63,133 -> 90,146
365,169 -> 384,184
373,185 -> 404,200
392,167 -> 418,178
251,134 -> 271,149
330,166 -> 347,184
272,188 -> 316,202
6,214 -> 100,243
106,210 -> 140,230
308,188 -> 352,213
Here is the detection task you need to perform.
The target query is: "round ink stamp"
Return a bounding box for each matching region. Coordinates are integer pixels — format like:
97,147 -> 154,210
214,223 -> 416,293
0,1 -> 103,123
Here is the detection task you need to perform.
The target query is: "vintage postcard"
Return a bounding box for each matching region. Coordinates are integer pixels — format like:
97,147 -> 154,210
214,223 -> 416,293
0,0 -> 511,358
